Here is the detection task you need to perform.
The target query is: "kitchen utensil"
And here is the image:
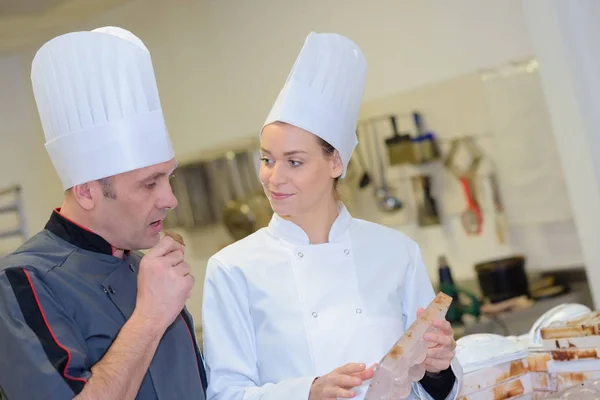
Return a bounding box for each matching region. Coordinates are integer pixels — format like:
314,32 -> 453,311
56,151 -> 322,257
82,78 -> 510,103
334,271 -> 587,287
385,115 -> 416,165
443,137 -> 483,235
411,175 -> 440,226
237,151 -> 273,230
438,255 -> 481,326
489,173 -> 508,244
164,162 -> 217,230
475,256 -> 530,304
412,111 -> 441,163
185,163 -> 215,226
353,130 -> 372,189
222,152 -> 257,241
368,121 -> 403,212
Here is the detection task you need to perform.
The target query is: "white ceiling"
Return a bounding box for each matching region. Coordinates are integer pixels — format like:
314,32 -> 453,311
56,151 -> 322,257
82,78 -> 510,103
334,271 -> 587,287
0,0 -> 69,17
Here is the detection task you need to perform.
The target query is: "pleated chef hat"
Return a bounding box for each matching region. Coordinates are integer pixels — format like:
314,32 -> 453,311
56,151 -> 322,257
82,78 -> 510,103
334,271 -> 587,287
261,32 -> 367,178
31,26 -> 174,190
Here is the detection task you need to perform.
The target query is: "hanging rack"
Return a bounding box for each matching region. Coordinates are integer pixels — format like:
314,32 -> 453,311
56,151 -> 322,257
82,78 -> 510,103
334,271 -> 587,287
0,185 -> 27,241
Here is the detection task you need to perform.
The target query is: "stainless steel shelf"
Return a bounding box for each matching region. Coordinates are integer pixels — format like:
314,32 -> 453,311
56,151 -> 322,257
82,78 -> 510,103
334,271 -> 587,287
0,185 -> 27,241
0,229 -> 21,239
0,203 -> 18,214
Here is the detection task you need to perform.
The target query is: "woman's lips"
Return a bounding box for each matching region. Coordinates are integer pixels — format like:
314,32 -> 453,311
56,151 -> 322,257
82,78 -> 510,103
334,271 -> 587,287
270,191 -> 293,200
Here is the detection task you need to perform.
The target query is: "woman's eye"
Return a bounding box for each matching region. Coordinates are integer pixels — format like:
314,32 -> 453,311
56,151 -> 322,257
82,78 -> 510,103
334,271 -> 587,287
260,157 -> 272,165
289,160 -> 302,167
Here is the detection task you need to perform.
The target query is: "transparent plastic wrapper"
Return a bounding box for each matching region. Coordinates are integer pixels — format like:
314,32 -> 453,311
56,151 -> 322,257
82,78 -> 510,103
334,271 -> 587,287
365,292 -> 452,400
545,378 -> 600,399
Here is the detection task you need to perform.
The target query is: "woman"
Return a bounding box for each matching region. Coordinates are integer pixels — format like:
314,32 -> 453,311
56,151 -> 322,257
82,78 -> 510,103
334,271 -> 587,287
202,32 -> 462,400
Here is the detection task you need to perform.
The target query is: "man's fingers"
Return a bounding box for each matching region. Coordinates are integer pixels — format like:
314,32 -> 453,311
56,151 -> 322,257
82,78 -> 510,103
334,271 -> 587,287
146,236 -> 185,257
174,262 -> 191,276
162,251 -> 185,267
186,275 -> 195,299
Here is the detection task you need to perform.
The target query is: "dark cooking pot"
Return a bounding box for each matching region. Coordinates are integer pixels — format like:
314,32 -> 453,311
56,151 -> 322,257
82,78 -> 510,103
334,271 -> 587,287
475,255 -> 530,304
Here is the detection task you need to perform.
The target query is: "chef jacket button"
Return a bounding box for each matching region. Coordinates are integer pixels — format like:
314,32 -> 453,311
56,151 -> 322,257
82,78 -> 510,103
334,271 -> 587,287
344,249 -> 350,255
108,286 -> 115,294
103,287 -> 109,295
356,308 -> 362,314
312,312 -> 318,318
297,252 -> 304,258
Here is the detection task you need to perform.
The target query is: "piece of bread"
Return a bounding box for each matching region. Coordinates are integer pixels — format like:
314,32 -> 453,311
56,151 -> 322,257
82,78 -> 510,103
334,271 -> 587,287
365,292 -> 452,399
164,230 -> 185,246
540,311 -> 600,339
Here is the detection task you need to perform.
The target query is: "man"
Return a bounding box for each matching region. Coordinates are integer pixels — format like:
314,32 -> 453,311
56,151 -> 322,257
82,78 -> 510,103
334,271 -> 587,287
0,27 -> 207,399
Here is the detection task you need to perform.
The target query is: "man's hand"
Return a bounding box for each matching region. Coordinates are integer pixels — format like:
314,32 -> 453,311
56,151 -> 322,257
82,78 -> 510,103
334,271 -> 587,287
134,236 -> 194,332
309,362 -> 377,400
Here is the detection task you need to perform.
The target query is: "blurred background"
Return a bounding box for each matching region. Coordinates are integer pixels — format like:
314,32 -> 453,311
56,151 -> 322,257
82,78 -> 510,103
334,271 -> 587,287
1,0 -> 599,346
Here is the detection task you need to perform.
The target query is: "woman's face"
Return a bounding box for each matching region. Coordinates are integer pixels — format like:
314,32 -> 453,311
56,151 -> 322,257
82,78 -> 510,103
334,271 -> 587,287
259,122 -> 343,218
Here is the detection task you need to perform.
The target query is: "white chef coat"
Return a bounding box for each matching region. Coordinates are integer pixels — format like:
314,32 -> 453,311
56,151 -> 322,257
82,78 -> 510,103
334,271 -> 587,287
202,204 -> 462,400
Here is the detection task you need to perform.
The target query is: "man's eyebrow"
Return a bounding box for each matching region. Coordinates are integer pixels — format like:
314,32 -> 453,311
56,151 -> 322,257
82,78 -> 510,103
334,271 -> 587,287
141,164 -> 178,183
141,172 -> 166,183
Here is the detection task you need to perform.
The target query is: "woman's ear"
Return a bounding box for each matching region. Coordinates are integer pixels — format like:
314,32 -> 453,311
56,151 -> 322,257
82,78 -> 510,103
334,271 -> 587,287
331,150 -> 344,179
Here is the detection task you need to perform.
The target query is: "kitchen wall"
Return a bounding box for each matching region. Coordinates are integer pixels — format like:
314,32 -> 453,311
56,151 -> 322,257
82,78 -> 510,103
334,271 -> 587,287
0,0 -> 574,323
350,60 -> 582,283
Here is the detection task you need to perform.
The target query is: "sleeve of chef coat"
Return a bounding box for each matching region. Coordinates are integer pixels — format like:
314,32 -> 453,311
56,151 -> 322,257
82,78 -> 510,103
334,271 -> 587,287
402,244 -> 463,400
202,258 -> 316,400
0,267 -> 91,399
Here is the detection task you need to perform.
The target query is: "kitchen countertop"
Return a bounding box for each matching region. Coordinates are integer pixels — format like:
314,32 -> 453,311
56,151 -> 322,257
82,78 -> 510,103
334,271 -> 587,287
455,282 -> 594,339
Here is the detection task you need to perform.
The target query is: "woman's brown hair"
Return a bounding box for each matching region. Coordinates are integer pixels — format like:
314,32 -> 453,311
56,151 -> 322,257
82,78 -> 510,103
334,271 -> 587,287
316,136 -> 341,201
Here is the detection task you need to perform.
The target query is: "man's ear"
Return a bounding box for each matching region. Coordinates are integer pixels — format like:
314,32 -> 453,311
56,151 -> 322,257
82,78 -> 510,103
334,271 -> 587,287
71,183 -> 97,211
331,150 -> 344,179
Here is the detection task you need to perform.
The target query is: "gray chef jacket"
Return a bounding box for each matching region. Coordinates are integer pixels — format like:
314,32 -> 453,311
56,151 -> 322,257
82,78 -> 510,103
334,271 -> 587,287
0,209 -> 207,399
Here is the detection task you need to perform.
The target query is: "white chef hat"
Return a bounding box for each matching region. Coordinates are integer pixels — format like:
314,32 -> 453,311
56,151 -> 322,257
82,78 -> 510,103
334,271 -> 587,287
31,26 -> 174,190
261,32 -> 367,178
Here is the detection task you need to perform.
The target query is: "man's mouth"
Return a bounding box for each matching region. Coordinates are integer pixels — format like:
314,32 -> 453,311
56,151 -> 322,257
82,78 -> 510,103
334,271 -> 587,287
149,219 -> 163,232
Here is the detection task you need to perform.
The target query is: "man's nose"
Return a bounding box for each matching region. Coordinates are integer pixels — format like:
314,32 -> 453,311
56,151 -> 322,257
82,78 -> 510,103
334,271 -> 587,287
160,182 -> 178,210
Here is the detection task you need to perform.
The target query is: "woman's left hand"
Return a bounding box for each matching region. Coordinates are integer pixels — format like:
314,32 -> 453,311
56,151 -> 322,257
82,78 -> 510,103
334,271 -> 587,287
417,307 -> 457,374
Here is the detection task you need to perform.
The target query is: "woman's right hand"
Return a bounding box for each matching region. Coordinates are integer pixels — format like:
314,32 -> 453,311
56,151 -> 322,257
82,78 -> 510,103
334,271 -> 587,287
308,362 -> 376,400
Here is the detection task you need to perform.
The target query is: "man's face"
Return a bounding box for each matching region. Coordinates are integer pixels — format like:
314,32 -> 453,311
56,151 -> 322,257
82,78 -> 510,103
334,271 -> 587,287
91,158 -> 178,250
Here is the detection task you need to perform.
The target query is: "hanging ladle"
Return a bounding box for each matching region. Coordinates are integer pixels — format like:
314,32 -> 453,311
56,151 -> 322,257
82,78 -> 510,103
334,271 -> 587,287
354,129 -> 372,189
368,120 -> 403,212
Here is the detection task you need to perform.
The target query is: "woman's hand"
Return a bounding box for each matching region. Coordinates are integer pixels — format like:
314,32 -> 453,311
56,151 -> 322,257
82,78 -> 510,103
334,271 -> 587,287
308,362 -> 376,400
417,307 -> 457,374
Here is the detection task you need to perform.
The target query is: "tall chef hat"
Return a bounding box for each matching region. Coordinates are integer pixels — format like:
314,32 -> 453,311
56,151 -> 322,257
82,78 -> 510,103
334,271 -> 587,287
261,32 -> 367,178
31,26 -> 174,190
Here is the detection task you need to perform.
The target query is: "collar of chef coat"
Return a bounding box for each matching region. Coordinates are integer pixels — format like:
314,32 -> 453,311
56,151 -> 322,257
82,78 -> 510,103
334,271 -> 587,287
267,202 -> 353,245
45,208 -> 131,257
